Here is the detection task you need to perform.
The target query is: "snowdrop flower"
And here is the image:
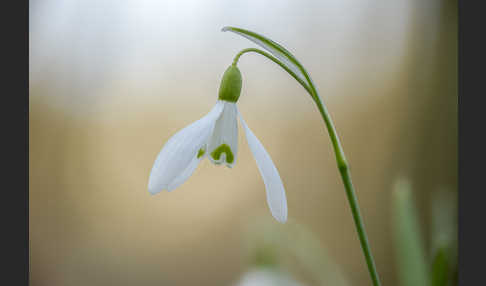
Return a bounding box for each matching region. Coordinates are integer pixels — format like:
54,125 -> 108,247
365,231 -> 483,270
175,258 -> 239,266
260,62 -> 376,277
148,64 -> 288,223
234,268 -> 306,286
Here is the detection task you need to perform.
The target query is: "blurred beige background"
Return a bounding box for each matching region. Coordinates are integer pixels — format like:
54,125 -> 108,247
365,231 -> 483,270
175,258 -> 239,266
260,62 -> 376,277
29,0 -> 457,285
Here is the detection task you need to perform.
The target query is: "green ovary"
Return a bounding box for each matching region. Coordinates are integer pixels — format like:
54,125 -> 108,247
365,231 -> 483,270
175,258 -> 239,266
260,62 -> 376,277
210,144 -> 234,164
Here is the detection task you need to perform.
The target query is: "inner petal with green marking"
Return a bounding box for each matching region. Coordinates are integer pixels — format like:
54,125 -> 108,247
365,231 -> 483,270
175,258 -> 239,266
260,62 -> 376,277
206,101 -> 238,167
210,144 -> 234,164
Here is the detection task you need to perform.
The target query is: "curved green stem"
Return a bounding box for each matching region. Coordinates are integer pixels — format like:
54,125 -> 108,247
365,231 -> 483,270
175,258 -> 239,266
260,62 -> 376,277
234,48 -> 382,286
314,98 -> 381,286
232,48 -> 314,96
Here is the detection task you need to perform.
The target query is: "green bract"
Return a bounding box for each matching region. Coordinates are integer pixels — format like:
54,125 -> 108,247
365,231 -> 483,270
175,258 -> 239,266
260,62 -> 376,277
218,64 -> 242,103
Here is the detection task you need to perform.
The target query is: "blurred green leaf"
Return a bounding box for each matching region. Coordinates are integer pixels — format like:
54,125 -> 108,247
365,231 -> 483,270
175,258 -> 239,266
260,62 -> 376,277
252,242 -> 279,268
392,178 -> 429,286
244,217 -> 350,286
431,247 -> 449,286
281,221 -> 350,286
429,189 -> 457,286
430,190 -> 457,264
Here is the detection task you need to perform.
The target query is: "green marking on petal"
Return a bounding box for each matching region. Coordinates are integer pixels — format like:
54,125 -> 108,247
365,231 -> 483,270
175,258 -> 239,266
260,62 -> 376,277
197,148 -> 205,158
210,144 -> 234,164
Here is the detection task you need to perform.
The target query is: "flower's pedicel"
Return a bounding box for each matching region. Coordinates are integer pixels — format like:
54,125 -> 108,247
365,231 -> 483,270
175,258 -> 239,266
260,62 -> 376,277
148,64 -> 288,223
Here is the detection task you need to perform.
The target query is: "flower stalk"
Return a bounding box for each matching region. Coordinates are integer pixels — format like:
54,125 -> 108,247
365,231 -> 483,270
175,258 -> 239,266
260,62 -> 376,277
228,28 -> 382,286
314,92 -> 381,286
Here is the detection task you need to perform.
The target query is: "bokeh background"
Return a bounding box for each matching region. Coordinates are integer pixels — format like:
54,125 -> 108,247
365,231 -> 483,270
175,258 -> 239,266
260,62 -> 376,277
29,0 -> 457,285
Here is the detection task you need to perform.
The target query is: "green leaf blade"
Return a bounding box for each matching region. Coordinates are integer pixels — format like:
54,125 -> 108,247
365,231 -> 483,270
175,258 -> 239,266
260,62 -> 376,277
392,178 -> 429,286
431,247 -> 449,286
430,190 -> 457,286
222,26 -> 314,94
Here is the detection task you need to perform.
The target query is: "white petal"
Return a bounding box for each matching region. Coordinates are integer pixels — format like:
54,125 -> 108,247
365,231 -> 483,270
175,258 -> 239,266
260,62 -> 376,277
239,113 -> 288,223
167,154 -> 201,191
148,102 -> 224,194
207,101 -> 239,167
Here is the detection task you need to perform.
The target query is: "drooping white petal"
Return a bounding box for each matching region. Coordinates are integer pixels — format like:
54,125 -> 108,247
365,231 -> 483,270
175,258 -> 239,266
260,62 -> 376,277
207,101 -> 239,167
167,154 -> 201,191
239,113 -> 288,223
148,102 -> 224,194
